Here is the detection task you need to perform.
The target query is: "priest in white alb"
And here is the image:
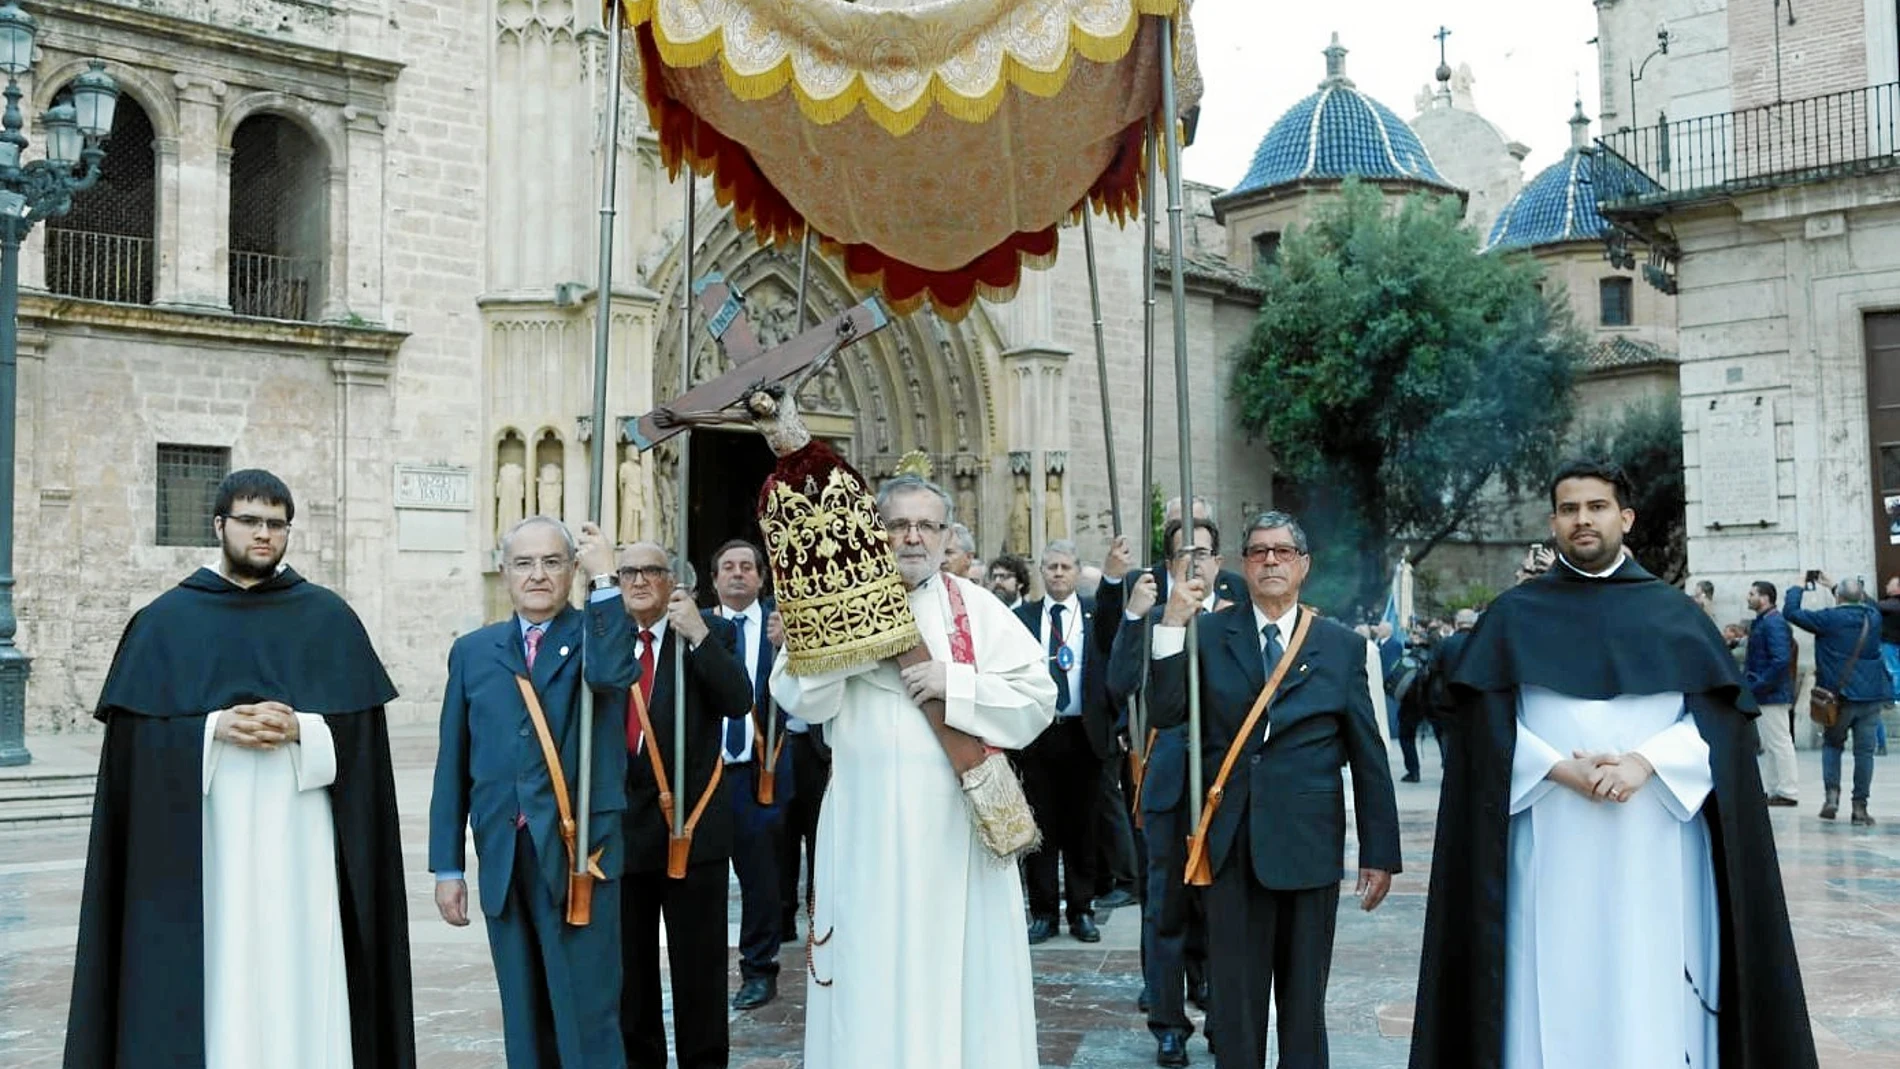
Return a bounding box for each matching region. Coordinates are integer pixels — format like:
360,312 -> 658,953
770,472 -> 1056,1069
1409,459 -> 1816,1069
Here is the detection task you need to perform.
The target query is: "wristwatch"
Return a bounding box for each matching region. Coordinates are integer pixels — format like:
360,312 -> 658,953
589,573 -> 617,592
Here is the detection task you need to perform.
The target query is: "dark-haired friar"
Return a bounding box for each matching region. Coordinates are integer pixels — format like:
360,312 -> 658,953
1409,459 -> 1816,1069
66,469 -> 415,1069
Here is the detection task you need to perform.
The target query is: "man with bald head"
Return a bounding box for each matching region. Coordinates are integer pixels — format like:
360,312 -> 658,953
430,515 -> 635,1068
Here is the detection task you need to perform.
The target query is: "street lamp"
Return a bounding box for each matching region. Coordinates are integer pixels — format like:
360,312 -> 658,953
0,2 -> 118,766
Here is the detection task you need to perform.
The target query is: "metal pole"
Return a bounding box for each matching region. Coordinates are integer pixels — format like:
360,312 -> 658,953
573,0 -> 626,867
673,163 -> 695,838
1081,212 -> 1122,537
795,229 -> 812,330
1129,123 -> 1159,776
1158,16 -> 1204,811
0,217 -> 28,767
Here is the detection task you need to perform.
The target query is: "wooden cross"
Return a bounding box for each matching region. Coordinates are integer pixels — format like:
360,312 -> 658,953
626,274 -> 890,451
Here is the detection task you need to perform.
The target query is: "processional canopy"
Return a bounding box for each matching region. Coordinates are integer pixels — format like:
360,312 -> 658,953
613,0 -> 1201,320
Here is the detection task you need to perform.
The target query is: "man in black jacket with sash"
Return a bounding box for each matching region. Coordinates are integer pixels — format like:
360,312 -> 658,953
1410,459 -> 1815,1069
68,468 -> 414,1069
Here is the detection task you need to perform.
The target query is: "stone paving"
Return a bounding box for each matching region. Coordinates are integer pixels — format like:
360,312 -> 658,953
5,727 -> 1900,1067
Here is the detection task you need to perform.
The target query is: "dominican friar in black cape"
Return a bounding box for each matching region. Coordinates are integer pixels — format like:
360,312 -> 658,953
1409,459 -> 1815,1069
65,469 -> 415,1069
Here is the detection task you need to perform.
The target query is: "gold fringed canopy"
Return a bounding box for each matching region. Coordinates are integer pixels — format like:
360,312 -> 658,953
615,0 -> 1201,320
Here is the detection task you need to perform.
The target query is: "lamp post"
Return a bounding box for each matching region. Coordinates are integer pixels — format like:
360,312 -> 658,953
0,1 -> 119,766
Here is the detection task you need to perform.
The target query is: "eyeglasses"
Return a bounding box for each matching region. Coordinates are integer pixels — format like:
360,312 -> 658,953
1240,544 -> 1305,564
884,519 -> 947,537
223,513 -> 291,534
508,555 -> 572,576
617,565 -> 672,583
1171,547 -> 1215,563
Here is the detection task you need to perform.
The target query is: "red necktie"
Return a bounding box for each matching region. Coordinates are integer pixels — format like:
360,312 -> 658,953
628,629 -> 656,753
524,625 -> 543,669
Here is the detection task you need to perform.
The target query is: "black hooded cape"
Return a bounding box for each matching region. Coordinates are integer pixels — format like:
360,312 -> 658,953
65,567 -> 416,1069
1409,557 -> 1816,1069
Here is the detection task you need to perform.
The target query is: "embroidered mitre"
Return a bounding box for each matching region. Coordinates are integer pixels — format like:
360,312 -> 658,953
759,438 -> 920,675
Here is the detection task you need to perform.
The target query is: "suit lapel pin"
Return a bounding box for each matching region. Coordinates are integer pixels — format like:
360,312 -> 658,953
559,645 -> 570,658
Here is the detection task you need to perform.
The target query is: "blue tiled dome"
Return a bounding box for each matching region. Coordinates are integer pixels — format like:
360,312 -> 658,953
1229,36 -> 1453,198
1485,103 -> 1662,251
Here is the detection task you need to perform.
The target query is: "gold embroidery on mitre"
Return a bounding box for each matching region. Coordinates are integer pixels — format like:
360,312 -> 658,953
761,465 -> 921,676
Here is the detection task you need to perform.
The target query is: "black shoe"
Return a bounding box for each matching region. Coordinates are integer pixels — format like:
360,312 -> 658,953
1766,794 -> 1799,807
730,976 -> 777,1010
1188,979 -> 1210,1011
1400,771 -> 1421,783
1027,917 -> 1057,945
1156,1032 -> 1190,1067
1095,887 -> 1140,911
1136,986 -> 1152,1013
1070,915 -> 1102,943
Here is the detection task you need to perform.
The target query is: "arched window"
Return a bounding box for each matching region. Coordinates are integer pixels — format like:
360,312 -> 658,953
227,114 -> 326,321
43,91 -> 156,305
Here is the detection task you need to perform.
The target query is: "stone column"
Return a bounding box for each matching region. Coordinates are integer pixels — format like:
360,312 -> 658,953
332,356 -> 394,636
342,105 -> 387,321
166,74 -> 228,310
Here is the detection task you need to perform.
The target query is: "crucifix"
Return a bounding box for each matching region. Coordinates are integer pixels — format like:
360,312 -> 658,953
1434,25 -> 1452,67
626,274 -> 890,811
626,275 -> 890,450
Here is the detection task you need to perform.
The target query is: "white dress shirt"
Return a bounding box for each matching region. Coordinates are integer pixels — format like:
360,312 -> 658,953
721,601 -> 763,762
1040,594 -> 1086,718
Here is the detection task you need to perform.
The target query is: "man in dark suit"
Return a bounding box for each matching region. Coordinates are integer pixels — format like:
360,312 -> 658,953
1016,538 -> 1118,943
430,516 -> 636,1069
1147,510 -> 1400,1069
1107,517 -> 1227,1068
615,541 -> 755,1069
708,538 -> 794,1010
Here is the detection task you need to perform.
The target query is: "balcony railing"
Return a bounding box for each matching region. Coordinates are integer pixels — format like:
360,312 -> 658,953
1597,82 -> 1900,208
44,228 -> 155,305
229,249 -> 320,321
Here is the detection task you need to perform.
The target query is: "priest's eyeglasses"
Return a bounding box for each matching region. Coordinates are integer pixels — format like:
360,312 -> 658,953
1240,544 -> 1305,564
884,519 -> 947,537
223,513 -> 292,534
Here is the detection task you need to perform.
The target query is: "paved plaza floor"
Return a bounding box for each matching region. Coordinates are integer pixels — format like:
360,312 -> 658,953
5,727 -> 1900,1067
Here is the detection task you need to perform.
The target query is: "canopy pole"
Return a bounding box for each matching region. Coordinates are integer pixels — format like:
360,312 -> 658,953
576,0 -> 626,870
795,230 -> 812,330
1129,124 -> 1161,781
673,159 -> 697,838
1081,212 -> 1123,537
1157,16 -> 1204,813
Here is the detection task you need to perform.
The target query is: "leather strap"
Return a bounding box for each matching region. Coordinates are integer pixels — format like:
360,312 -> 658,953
512,675 -> 606,882
630,669 -> 726,853
1183,607 -> 1313,886
1834,614 -> 1872,694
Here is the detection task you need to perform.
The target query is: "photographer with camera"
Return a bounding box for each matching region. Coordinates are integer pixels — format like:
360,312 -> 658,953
1786,572 -> 1892,825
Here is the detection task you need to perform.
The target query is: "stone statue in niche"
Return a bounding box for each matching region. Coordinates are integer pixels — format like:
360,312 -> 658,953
496,461 -> 527,543
1044,470 -> 1067,541
955,475 -> 979,546
755,294 -> 799,349
1008,470 -> 1032,554
800,364 -> 847,412
618,449 -> 646,543
690,339 -> 726,387
538,462 -> 563,520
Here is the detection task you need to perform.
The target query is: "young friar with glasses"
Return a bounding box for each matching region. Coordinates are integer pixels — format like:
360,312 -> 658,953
70,469 -> 416,1069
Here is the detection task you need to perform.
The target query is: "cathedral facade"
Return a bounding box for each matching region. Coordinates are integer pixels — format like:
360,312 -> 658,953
19,0 -> 1266,732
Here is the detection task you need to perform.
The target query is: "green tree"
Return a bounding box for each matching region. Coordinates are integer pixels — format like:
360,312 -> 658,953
1573,395 -> 1687,583
1233,180 -> 1584,614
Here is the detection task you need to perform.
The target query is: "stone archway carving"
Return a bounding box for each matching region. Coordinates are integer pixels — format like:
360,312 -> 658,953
646,209 -> 1002,546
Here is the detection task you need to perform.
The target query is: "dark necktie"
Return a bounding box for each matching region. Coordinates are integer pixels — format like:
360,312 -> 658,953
628,629 -> 656,754
1261,621 -> 1282,682
1049,603 -> 1072,715
524,624 -> 543,669
725,615 -> 749,759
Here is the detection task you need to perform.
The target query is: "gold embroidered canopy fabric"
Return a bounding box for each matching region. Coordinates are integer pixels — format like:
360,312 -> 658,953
615,0 -> 1201,319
